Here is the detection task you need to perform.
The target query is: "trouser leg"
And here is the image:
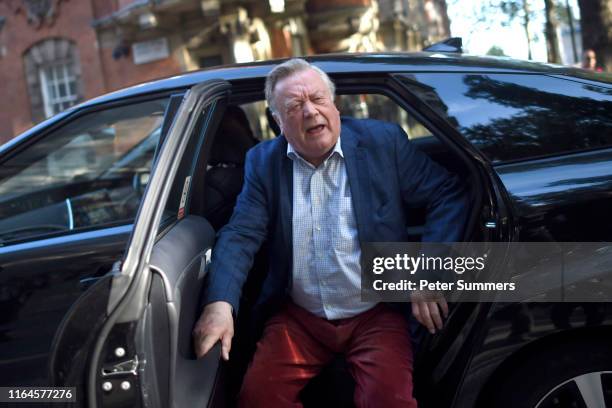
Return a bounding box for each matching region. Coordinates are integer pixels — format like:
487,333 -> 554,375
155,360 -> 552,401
238,306 -> 334,408
345,305 -> 417,408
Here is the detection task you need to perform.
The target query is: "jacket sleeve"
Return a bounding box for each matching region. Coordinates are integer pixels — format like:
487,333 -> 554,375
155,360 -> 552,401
391,124 -> 469,242
200,148 -> 269,315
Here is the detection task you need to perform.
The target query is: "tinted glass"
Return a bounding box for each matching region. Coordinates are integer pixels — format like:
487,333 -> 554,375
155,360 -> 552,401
336,93 -> 431,139
158,101 -> 217,233
0,98 -> 169,245
398,73 -> 612,162
242,93 -> 433,141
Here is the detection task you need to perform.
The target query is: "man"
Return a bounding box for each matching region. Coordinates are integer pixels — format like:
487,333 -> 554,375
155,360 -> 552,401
582,49 -> 603,72
193,58 -> 469,407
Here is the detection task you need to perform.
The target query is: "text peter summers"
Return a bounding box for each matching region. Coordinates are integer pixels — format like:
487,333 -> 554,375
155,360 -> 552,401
372,279 -> 516,292
369,253 -> 516,292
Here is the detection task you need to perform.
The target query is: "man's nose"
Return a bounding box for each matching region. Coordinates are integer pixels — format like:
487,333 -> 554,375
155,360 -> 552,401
302,100 -> 318,117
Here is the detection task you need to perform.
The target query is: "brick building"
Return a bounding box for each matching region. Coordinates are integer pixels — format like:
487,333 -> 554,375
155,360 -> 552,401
0,0 -> 450,143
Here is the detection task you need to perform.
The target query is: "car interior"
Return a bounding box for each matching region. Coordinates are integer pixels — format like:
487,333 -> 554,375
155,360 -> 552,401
142,78 -> 487,407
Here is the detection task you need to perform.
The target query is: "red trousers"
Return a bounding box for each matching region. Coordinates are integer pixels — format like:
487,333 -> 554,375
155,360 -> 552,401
239,302 -> 417,407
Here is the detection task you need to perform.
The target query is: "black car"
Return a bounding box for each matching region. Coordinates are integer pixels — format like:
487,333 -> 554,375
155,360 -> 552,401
0,53 -> 611,408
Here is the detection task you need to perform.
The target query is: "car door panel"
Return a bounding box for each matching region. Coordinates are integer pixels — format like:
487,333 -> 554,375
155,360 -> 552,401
146,215 -> 219,408
0,227 -> 130,387
49,271 -> 115,405
47,80 -> 231,408
398,71 -> 612,408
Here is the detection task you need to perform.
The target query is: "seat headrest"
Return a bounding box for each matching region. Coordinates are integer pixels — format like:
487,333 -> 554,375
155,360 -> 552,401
209,106 -> 257,166
266,107 -> 281,136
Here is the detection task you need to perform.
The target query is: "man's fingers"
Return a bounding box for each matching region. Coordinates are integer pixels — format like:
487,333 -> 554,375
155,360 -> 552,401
196,334 -> 219,359
412,300 -> 432,333
192,301 -> 234,359
411,300 -> 419,320
413,297 -> 449,334
412,301 -> 428,331
418,302 -> 435,334
439,297 -> 449,319
428,302 -> 443,331
221,333 -> 233,361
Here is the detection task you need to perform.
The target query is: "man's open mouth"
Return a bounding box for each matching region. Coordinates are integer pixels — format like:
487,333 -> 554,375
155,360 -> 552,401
307,124 -> 325,134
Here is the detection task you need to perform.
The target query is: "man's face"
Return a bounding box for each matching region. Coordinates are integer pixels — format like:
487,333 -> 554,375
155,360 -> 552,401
584,51 -> 597,69
272,68 -> 341,165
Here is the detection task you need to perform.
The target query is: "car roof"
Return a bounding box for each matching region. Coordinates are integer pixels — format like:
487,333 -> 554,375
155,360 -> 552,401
84,52 -> 612,107
4,52 -> 611,153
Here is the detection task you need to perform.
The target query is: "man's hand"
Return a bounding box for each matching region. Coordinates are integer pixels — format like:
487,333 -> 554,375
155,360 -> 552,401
193,301 -> 234,360
410,291 -> 448,334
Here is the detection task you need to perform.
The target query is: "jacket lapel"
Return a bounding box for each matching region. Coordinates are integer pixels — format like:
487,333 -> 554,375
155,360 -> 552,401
341,125 -> 371,244
278,137 -> 293,253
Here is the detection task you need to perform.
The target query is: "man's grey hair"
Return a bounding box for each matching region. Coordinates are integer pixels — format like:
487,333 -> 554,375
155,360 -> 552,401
265,58 -> 336,113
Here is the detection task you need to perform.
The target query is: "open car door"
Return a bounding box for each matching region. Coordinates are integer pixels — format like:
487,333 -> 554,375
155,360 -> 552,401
49,79 -> 231,408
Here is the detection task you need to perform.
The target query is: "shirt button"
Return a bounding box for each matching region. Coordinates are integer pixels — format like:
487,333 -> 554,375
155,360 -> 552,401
316,226 -> 321,231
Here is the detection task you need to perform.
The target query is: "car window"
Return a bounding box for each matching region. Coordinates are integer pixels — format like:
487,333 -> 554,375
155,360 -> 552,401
158,99 -> 220,234
239,93 -> 432,141
240,100 -> 278,141
336,93 -> 432,140
397,73 -> 612,163
0,98 -> 169,245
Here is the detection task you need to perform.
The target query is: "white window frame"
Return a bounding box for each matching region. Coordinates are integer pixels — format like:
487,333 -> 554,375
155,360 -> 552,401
39,61 -> 79,118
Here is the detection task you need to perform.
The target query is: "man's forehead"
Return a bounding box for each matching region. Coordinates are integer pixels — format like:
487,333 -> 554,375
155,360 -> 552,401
275,69 -> 327,97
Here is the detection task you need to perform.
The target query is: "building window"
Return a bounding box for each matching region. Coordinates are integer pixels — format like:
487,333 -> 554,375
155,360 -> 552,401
199,55 -> 223,68
23,38 -> 82,123
39,62 -> 79,118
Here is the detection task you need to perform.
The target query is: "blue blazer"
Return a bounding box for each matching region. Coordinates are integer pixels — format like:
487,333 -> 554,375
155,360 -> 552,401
203,117 -> 469,322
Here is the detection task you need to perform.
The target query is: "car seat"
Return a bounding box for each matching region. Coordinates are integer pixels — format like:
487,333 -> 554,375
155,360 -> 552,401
204,106 -> 258,230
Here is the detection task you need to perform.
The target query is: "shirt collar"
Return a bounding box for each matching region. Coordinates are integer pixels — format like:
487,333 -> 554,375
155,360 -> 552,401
287,136 -> 344,168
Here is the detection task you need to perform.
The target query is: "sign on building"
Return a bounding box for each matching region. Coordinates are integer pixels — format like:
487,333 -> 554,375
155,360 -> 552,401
132,38 -> 170,65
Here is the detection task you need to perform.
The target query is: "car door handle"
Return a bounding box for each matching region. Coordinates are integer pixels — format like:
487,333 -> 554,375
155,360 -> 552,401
79,276 -> 103,290
79,261 -> 121,290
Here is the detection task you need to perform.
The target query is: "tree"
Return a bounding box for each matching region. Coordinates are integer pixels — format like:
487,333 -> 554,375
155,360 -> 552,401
561,0 -> 579,63
577,0 -> 612,70
487,45 -> 507,56
543,0 -> 561,63
493,0 -> 538,59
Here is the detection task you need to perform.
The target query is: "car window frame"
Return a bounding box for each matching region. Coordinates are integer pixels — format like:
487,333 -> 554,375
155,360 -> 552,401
0,90 -> 187,168
0,90 -> 188,247
394,71 -> 612,166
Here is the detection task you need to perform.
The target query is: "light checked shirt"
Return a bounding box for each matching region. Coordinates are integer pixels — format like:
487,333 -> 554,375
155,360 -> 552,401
288,138 -> 377,319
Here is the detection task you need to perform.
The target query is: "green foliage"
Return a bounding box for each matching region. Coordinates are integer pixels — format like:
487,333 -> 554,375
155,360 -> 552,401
486,45 -> 507,56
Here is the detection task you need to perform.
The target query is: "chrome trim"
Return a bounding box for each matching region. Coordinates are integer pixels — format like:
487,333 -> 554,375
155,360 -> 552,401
65,198 -> 74,230
101,355 -> 139,378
